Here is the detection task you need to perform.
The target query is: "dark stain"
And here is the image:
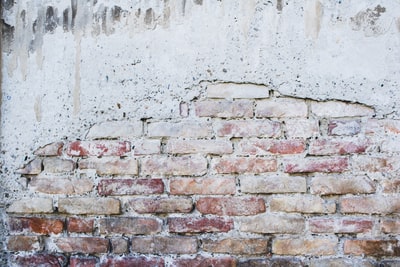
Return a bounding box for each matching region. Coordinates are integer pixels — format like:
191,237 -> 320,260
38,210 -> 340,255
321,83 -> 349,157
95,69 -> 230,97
71,0 -> 77,29
136,8 -> 141,18
101,6 -> 108,33
277,0 -> 283,12
20,10 -> 26,28
350,5 -> 387,35
374,5 -> 386,15
45,6 -> 58,33
63,8 -> 69,32
144,8 -> 154,25
182,0 -> 186,15
111,6 -> 122,21
193,0 -> 203,5
2,0 -> 13,10
1,19 -> 14,52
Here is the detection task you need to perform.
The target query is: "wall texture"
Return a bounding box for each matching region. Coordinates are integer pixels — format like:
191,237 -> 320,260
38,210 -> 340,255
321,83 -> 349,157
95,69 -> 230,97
1,0 -> 400,266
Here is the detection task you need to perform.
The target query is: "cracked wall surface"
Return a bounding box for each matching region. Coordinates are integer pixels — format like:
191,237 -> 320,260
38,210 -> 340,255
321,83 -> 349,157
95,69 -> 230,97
1,0 -> 400,265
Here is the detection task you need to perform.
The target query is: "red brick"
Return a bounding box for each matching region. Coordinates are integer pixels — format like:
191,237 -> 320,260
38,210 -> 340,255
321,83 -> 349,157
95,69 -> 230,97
131,236 -> 197,254
58,197 -> 120,215
284,157 -> 348,173
86,121 -> 142,139
79,157 -> 138,175
285,118 -> 319,138
240,175 -> 306,193
66,141 -> 131,157
309,217 -> 373,233
70,256 -> 98,267
215,120 -> 281,137
29,177 -> 93,195
133,139 -> 161,155
272,237 -> 338,256
256,98 -> 308,118
239,213 -> 305,234
195,99 -> 253,118
111,238 -> 129,254
207,83 -> 269,99
10,254 -> 67,267
381,219 -> 400,234
170,177 -> 236,195
344,239 -> 400,257
141,155 -> 207,176
99,217 -> 161,235
382,179 -> 400,193
237,139 -> 305,155
173,256 -> 236,267
34,142 -> 64,156
43,158 -> 75,173
202,238 -> 268,255
7,236 -> 42,251
98,179 -> 164,196
270,195 -> 335,213
212,157 -> 277,174
8,217 -> 64,235
147,121 -> 211,138
197,197 -> 265,216
309,138 -> 370,155
168,217 -> 233,233
165,139 -> 233,155
127,197 -> 193,214
328,120 -> 361,136
340,196 -> 400,214
100,256 -> 164,267
310,175 -> 376,195
310,258 -> 374,267
67,217 -> 94,233
16,158 -> 42,175
7,198 -> 53,214
352,155 -> 400,172
311,101 -> 374,117
239,258 -> 305,267
54,237 -> 109,253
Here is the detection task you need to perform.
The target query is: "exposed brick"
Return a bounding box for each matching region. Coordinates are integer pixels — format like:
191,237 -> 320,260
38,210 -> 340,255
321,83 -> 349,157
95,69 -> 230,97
215,120 -> 281,137
309,138 -> 370,155
98,179 -> 164,196
79,157 -> 138,175
237,139 -> 305,155
285,118 -> 319,138
111,238 -> 129,254
272,237 -> 338,256
381,219 -> 400,234
311,101 -> 374,117
7,198 -> 53,214
66,141 -> 131,157
344,239 -> 400,257
8,217 -> 63,235
238,258 -> 305,267
382,179 -> 400,193
127,197 -> 193,214
67,217 -> 94,233
240,175 -> 306,194
133,139 -> 161,155
310,258 -> 375,267
166,139 -> 233,155
381,136 -> 400,152
197,197 -> 265,216
7,236 -> 42,251
100,256 -> 164,267
195,99 -> 253,118
284,157 -> 348,173
202,238 -> 268,255
270,195 -> 335,213
43,158 -> 75,173
10,254 -> 67,267
70,256 -> 98,267
379,260 -> 400,267
34,142 -> 64,156
352,155 -> 400,173
239,213 -> 305,234
170,177 -> 236,195
173,256 -> 236,267
256,98 -> 308,118
16,158 -> 42,175
328,120 -> 361,136
99,217 -> 161,235
54,237 -> 109,253
141,155 -> 207,176
29,177 -> 93,194
207,83 -> 269,99
147,121 -> 211,138
310,176 -> 376,195
212,157 -> 277,174
168,217 -> 233,233
309,217 -> 373,233
58,198 -> 120,215
340,196 -> 400,214
86,120 -> 142,139
131,236 -> 197,254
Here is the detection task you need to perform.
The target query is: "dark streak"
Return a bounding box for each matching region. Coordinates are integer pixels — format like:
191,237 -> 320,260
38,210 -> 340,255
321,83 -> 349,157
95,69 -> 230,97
182,0 -> 186,15
45,6 -> 58,33
277,0 -> 283,12
63,8 -> 69,32
102,6 -> 108,33
71,0 -> 77,29
193,0 -> 203,5
1,19 -> 14,53
144,8 -> 154,25
112,6 -> 122,22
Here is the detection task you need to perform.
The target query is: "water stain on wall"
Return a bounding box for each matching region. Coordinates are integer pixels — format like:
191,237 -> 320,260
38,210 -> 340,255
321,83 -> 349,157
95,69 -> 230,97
350,5 -> 387,37
304,0 -> 323,39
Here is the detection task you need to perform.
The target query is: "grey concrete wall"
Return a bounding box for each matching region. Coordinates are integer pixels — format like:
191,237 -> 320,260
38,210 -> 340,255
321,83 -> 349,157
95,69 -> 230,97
1,0 -> 400,262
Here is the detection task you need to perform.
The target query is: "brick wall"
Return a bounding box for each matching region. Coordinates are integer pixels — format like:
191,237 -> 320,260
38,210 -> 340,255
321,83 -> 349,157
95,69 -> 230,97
5,83 -> 400,266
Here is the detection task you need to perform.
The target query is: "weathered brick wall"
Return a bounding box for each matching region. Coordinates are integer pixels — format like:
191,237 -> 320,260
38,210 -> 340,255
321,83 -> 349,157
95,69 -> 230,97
4,83 -> 400,266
